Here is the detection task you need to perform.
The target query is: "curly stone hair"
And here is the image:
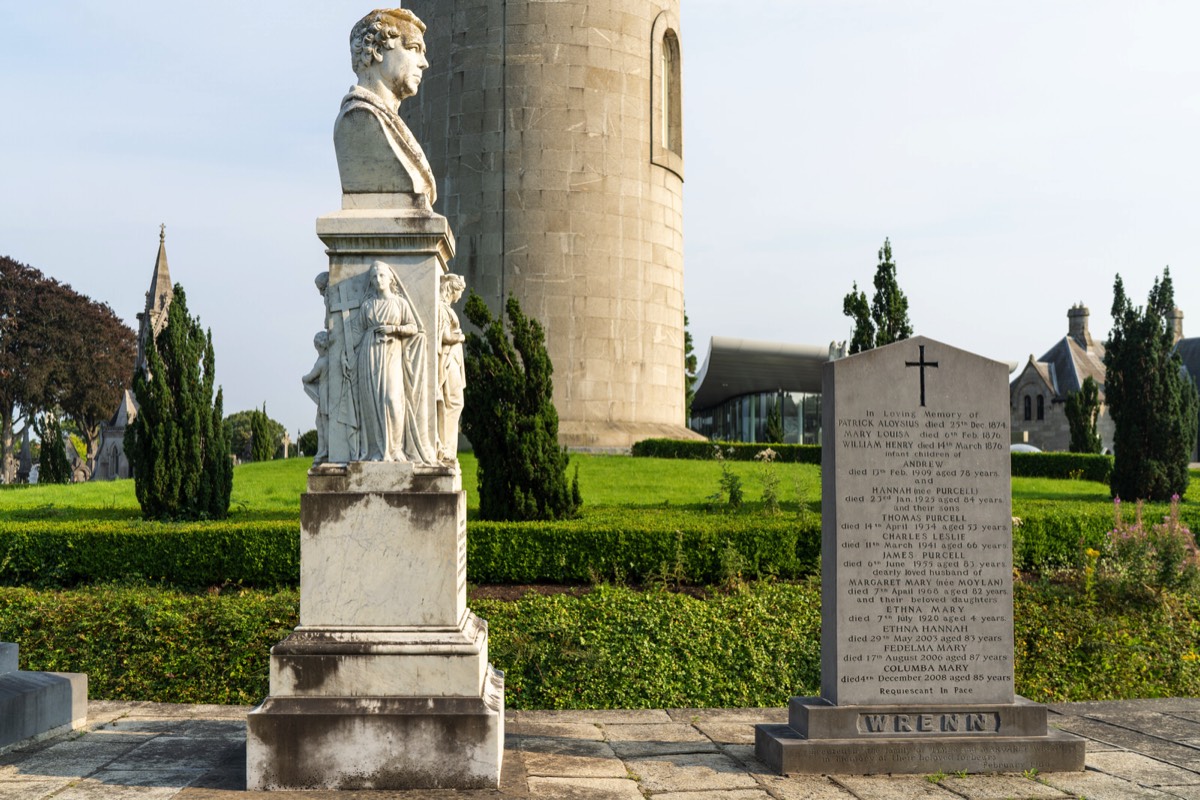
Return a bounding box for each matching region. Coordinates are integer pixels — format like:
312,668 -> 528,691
349,8 -> 426,74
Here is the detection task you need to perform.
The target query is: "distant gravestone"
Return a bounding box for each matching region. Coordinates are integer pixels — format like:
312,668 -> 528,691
756,336 -> 1085,774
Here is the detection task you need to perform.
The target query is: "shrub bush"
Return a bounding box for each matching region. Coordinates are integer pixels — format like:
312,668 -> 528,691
632,439 -> 821,464
1010,452 -> 1112,482
7,579 -> 1200,706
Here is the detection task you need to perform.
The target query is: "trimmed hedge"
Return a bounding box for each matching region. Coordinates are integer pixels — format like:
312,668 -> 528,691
0,510 -> 822,589
1011,452 -> 1113,483
6,579 -> 1200,706
631,439 -> 821,464
634,439 -> 1115,483
0,519 -> 299,589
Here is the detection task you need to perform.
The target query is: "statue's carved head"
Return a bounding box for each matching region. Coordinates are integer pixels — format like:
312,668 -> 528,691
440,273 -> 466,302
350,9 -> 427,76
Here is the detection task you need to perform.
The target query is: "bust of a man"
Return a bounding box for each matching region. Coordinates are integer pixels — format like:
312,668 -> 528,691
334,8 -> 437,205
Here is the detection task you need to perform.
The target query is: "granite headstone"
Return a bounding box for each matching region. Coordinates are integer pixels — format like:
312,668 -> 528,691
756,336 -> 1085,774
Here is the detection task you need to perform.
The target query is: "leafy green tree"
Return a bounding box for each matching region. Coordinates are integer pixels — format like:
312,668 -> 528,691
462,292 -> 581,521
34,411 -> 71,484
684,310 -> 698,415
1104,269 -> 1199,501
250,403 -> 275,462
842,282 -> 874,355
1065,376 -> 1103,454
765,397 -> 784,443
870,238 -> 913,347
842,238 -> 913,353
224,408 -> 285,461
125,284 -> 231,520
298,429 -> 318,457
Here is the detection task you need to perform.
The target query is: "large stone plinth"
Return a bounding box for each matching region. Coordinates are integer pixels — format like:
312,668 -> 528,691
246,463 -> 504,790
756,696 -> 1084,775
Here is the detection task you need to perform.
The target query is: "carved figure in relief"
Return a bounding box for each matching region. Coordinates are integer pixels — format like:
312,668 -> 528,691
335,8 -> 436,202
301,331 -> 331,465
348,262 -> 436,463
437,274 -> 467,461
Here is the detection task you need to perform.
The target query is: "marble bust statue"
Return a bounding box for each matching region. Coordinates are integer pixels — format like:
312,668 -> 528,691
335,8 -> 437,204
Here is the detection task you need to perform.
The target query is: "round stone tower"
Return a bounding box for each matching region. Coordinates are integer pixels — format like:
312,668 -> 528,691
402,0 -> 694,449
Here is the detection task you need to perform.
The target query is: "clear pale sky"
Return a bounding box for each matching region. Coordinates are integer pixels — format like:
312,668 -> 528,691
2,2 -> 1198,437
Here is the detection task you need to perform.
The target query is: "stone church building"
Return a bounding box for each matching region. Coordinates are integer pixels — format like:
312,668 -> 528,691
1009,305 -> 1115,453
93,229 -> 174,481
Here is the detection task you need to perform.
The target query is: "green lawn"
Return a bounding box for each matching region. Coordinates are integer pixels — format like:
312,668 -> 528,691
4,455 -> 1196,520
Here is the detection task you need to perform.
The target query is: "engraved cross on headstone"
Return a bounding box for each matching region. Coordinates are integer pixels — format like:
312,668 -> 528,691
905,344 -> 939,407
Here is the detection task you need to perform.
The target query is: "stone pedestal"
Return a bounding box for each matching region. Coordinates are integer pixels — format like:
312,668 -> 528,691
0,643 -> 87,754
246,463 -> 504,790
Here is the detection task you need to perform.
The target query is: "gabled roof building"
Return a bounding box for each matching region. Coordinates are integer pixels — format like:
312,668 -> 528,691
1009,305 -> 1115,453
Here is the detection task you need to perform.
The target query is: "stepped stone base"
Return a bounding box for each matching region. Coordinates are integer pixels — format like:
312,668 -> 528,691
756,696 -> 1085,775
0,643 -> 87,754
246,666 -> 504,790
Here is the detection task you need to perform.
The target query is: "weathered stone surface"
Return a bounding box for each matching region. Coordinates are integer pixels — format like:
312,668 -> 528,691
0,645 -> 16,675
694,720 -> 756,744
938,774 -> 1069,799
526,776 -> 644,799
754,774 -> 861,799
1040,769 -> 1181,800
245,684 -> 504,790
520,736 -> 625,778
514,721 -> 604,741
833,774 -> 970,799
790,696 -> 1050,739
1084,750 -> 1200,786
652,791 -> 771,800
626,752 -> 758,793
605,722 -> 716,757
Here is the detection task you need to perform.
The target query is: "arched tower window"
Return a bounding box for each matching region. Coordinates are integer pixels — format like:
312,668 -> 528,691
1023,396 -> 1032,421
1036,395 -> 1045,420
651,11 -> 683,179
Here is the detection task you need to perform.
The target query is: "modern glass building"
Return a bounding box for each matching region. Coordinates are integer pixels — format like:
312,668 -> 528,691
688,337 -> 833,444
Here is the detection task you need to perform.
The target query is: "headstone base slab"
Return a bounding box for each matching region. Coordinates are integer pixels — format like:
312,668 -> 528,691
756,695 -> 1085,775
246,666 -> 504,790
0,666 -> 87,754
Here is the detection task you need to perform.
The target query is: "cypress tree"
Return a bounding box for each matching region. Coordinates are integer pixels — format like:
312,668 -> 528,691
250,403 -> 274,462
1065,376 -> 1103,454
765,397 -> 785,443
1104,269 -> 1199,501
842,239 -> 912,353
125,284 -> 231,520
462,292 -> 581,521
34,412 -> 72,484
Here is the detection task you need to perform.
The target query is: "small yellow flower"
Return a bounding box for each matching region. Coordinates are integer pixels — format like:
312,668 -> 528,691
1085,548 -> 1100,559
1183,652 -> 1199,663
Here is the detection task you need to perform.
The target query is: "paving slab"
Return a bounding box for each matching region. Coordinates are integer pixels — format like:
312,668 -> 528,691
751,772 -> 860,799
938,774 -> 1069,799
652,791 -> 771,799
51,769 -> 208,800
526,776 -> 643,799
833,774 -> 965,799
1086,750 -> 1200,786
694,720 -> 756,744
665,708 -> 788,724
1040,768 -> 1182,799
519,736 -> 626,778
603,721 -> 717,757
512,720 -> 604,740
0,779 -> 70,800
0,738 -> 133,778
626,752 -> 759,793
517,709 -> 671,724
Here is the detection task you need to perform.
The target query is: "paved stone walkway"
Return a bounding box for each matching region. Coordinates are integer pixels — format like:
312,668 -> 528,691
1,699 -> 1199,798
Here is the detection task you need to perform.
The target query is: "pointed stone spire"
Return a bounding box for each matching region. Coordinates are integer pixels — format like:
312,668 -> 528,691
135,225 -> 175,374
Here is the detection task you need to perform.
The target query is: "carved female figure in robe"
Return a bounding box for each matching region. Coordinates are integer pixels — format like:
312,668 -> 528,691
349,261 -> 434,462
437,273 -> 467,461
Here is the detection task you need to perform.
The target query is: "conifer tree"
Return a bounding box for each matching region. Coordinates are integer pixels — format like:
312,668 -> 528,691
251,403 -> 274,462
1104,269 -> 1199,501
1065,376 -> 1103,454
125,284 -> 231,519
462,292 -> 581,521
842,238 -> 912,353
34,412 -> 71,484
869,238 -> 913,347
765,397 -> 785,443
684,310 -> 698,414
